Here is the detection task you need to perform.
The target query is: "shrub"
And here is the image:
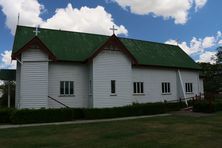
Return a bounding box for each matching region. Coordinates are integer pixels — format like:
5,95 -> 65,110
1,102 -> 186,124
215,102 -> 222,112
11,108 -> 84,124
0,108 -> 14,123
83,102 -> 184,120
193,100 -> 215,113
164,102 -> 186,112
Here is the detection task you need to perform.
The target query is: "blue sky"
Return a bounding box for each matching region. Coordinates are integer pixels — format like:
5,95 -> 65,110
0,0 -> 221,69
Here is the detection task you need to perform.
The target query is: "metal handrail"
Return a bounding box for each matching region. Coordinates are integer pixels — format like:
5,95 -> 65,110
48,96 -> 70,108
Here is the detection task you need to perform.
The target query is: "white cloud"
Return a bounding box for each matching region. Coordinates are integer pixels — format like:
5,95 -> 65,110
165,37 -> 203,55
190,37 -> 203,54
0,0 -> 43,34
202,36 -> 215,48
0,50 -> 16,69
165,31 -> 221,63
165,39 -> 178,46
165,40 -> 192,55
114,0 -> 208,24
196,51 -> 216,64
0,1 -> 128,36
194,0 -> 207,11
41,4 -> 127,36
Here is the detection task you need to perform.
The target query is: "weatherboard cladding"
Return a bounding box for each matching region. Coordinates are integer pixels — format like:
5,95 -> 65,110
12,25 -> 200,70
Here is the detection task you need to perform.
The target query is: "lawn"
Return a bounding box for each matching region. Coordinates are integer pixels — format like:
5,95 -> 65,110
0,112 -> 222,148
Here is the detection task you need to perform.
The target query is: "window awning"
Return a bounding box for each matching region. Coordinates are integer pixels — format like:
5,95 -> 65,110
0,69 -> 16,81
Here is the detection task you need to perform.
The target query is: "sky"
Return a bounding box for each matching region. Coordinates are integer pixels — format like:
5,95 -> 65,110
0,0 -> 221,69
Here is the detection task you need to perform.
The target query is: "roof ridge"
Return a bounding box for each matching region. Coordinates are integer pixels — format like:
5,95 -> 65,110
17,25 -> 110,38
17,25 -> 178,48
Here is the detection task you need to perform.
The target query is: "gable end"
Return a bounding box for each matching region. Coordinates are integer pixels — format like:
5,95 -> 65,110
12,36 -> 56,61
85,35 -> 138,64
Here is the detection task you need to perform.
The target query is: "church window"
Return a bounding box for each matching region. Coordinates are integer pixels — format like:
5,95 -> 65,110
111,80 -> 116,94
60,81 -> 74,95
162,82 -> 171,94
185,83 -> 193,93
133,82 -> 144,94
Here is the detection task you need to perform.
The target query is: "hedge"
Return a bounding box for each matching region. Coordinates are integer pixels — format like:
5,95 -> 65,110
83,103 -> 169,119
193,100 -> 222,113
11,108 -> 84,124
0,108 -> 14,123
0,102 -> 185,124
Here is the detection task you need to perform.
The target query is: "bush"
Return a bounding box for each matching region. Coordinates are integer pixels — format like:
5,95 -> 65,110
11,108 -> 84,124
193,100 -> 215,113
83,102 -> 185,120
215,102 -> 222,112
0,102 -> 186,124
164,102 -> 186,112
0,108 -> 14,123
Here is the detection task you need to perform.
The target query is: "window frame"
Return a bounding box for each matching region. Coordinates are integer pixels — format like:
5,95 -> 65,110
60,81 -> 74,96
161,82 -> 171,94
185,83 -> 193,93
133,82 -> 144,94
111,80 -> 116,94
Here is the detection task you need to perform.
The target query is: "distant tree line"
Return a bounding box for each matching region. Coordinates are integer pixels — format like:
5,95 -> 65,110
199,46 -> 222,98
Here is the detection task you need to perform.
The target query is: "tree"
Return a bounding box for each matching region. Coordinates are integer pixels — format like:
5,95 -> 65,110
199,63 -> 222,92
0,81 -> 15,108
216,46 -> 222,64
199,46 -> 222,97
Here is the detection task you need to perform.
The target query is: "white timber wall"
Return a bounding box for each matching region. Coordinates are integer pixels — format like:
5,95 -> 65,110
199,78 -> 204,94
132,67 -> 178,103
132,68 -> 202,103
180,70 -> 200,98
92,50 -> 132,108
22,48 -> 48,61
48,63 -> 88,108
15,62 -> 21,108
19,48 -> 48,109
88,63 -> 93,108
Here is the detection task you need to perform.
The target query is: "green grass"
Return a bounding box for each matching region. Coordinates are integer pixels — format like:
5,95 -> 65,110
0,112 -> 222,148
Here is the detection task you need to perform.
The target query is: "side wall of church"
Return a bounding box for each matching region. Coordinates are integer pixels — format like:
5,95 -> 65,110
48,63 -> 89,108
132,67 -> 201,103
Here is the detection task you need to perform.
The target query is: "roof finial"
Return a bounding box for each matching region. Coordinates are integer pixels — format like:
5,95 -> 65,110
33,25 -> 40,36
110,25 -> 117,35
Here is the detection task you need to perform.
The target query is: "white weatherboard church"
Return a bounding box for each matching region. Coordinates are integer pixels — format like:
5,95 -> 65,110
12,25 -> 204,109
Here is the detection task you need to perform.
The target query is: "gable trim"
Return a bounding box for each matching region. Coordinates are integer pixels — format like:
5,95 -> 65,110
85,35 -> 138,64
11,36 -> 56,61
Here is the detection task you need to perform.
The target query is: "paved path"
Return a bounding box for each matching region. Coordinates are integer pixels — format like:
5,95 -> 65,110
0,114 -> 170,129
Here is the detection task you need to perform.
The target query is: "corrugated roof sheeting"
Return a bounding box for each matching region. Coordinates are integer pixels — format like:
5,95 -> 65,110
12,25 -> 200,70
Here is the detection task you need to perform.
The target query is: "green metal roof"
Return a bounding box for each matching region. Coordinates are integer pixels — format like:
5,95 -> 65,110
12,25 -> 200,70
0,69 -> 16,81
